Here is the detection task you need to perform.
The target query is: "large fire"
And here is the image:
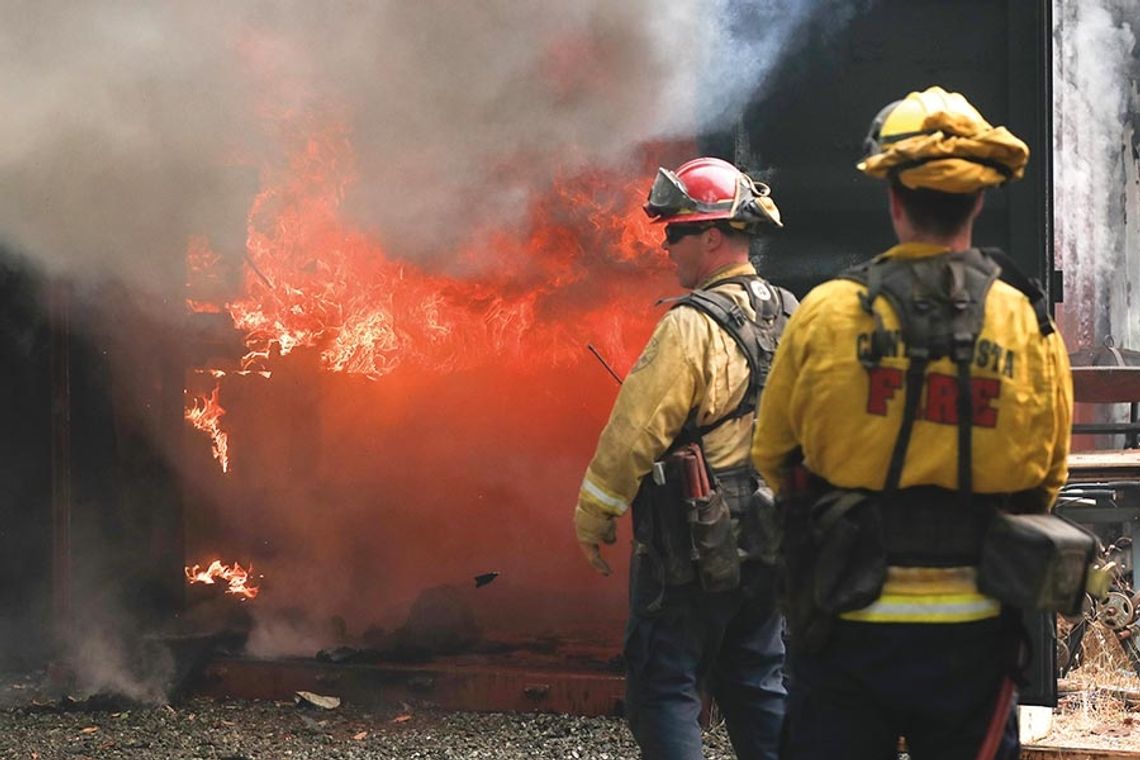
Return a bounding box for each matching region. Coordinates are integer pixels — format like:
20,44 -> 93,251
185,560 -> 261,600
182,111 -> 683,630
184,115 -> 670,469
241,124 -> 662,375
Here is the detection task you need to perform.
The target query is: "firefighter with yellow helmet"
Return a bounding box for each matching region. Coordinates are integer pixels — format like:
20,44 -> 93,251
752,86 -> 1074,759
574,156 -> 794,759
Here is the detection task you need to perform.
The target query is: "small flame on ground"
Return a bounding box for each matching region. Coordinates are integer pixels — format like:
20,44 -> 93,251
186,299 -> 224,314
185,560 -> 261,600
193,368 -> 273,379
184,383 -> 230,473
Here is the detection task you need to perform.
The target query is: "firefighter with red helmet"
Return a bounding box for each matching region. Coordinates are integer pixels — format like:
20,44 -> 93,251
752,86 -> 1074,759
574,156 -> 793,759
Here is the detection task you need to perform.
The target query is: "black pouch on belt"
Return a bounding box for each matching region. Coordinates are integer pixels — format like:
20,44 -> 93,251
977,512 -> 1096,616
689,489 -> 741,592
809,489 -> 887,615
738,484 -> 780,566
673,443 -> 741,593
779,484 -> 887,653
630,463 -> 696,590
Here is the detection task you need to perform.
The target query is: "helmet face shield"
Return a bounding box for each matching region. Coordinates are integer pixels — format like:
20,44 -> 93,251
644,166 -> 739,220
862,100 -> 902,158
645,167 -> 698,220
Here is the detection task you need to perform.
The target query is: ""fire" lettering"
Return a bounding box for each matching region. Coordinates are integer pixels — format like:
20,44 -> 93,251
866,367 -> 904,414
971,377 -> 1001,427
865,369 -> 1001,428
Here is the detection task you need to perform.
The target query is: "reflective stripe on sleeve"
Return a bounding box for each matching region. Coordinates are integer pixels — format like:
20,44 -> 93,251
580,477 -> 630,515
839,593 -> 1001,623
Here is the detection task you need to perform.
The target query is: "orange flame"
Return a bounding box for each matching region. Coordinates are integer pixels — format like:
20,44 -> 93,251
186,298 -> 224,314
184,111 -> 679,475
186,233 -> 227,314
193,117 -> 667,379
184,383 -> 230,473
185,560 -> 261,600
187,234 -> 222,278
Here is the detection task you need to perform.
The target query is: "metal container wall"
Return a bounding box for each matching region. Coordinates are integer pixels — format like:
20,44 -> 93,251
706,0 -> 1052,300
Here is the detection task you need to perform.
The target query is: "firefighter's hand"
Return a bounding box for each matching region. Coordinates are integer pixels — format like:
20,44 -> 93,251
574,504 -> 616,576
579,541 -> 613,576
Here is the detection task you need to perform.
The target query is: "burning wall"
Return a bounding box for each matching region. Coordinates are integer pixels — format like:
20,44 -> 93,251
180,123 -> 688,647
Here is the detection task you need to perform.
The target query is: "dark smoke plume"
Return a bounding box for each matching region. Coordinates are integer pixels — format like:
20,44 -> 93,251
1,0 -> 836,280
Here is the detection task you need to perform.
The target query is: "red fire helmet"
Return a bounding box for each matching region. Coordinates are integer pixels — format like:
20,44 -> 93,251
644,156 -> 782,229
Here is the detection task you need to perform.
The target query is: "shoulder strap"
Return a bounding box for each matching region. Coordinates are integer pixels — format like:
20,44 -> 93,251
776,286 -> 799,319
946,250 -> 1001,504
978,247 -> 1054,337
673,288 -> 763,419
841,255 -> 902,368
711,274 -> 787,325
669,275 -> 787,439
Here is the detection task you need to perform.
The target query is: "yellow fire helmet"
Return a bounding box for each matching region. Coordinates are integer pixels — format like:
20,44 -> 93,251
857,86 -> 1029,194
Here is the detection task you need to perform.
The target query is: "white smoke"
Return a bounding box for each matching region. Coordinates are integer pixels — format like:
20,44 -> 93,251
1120,79 -> 1140,352
694,0 -> 870,128
1053,0 -> 1140,351
0,0 -> 841,284
65,627 -> 175,705
61,594 -> 176,704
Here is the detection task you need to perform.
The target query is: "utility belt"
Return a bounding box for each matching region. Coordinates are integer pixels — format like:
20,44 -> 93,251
629,449 -> 778,615
879,487 -> 1022,566
781,470 -> 1096,651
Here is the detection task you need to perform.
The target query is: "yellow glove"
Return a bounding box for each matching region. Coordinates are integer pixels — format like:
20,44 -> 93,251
574,503 -> 617,576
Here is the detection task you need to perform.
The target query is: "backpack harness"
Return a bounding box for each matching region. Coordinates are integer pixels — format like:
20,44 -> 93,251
840,247 -> 1053,510
667,274 -> 797,441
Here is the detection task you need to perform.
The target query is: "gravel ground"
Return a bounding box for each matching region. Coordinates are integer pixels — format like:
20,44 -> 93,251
10,670 -> 1136,759
0,679 -> 737,760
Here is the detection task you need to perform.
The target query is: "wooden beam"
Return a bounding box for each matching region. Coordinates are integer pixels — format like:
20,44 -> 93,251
1072,367 -> 1140,404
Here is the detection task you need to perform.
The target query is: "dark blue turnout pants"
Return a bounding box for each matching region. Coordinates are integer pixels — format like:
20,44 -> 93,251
781,617 -> 1020,760
623,562 -> 786,760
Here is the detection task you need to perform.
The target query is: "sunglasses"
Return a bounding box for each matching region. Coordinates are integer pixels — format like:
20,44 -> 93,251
664,223 -> 714,245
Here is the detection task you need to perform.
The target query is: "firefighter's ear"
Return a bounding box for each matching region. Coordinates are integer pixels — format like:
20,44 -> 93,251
970,191 -> 985,220
887,184 -> 905,225
886,185 -> 911,240
702,225 -> 725,251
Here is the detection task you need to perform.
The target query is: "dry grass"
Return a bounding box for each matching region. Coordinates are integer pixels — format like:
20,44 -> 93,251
1038,618 -> 1140,750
